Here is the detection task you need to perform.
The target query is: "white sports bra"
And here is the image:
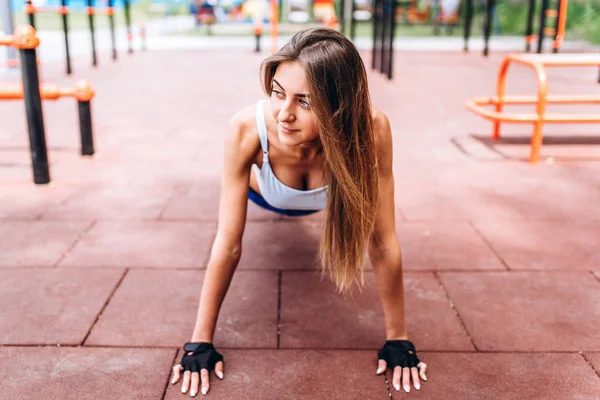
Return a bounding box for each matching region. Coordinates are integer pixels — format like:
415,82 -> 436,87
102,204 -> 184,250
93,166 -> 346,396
251,99 -> 328,210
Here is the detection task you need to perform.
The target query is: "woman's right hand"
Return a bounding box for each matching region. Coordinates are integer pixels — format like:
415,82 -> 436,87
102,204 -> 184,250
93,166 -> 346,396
171,342 -> 225,397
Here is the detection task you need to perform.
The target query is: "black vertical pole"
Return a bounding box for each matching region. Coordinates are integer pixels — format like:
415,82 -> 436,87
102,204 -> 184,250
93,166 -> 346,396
387,0 -> 396,80
61,0 -> 72,74
77,101 -> 94,156
537,0 -> 549,53
372,0 -> 381,70
25,0 -> 36,27
87,0 -> 97,66
380,0 -> 389,74
524,0 -> 535,52
483,0 -> 494,56
350,0 -> 356,40
124,0 -> 133,53
108,0 -> 117,60
552,0 -> 561,53
20,47 -> 50,184
463,0 -> 473,52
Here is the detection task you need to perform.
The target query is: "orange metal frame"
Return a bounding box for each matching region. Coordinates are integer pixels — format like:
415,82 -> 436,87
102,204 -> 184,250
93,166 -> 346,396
0,81 -> 94,102
466,53 -> 600,163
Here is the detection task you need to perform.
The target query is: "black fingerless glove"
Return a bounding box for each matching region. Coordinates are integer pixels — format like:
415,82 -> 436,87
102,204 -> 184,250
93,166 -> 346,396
180,342 -> 224,373
378,340 -> 421,369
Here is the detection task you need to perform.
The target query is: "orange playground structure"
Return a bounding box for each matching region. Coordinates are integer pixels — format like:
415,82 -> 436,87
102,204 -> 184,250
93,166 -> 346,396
466,53 -> 600,164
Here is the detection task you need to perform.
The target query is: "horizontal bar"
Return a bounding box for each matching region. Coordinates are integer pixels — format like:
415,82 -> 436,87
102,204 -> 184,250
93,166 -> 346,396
509,53 -> 600,67
472,95 -> 600,105
466,100 -> 600,123
0,83 -> 75,100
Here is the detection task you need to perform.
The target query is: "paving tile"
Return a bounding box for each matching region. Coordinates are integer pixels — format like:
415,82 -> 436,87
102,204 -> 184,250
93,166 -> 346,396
58,221 -> 216,268
0,183 -> 74,219
0,347 -> 175,400
583,352 -> 600,375
438,271 -> 600,351
40,184 -> 175,220
86,270 -> 278,348
0,221 -> 89,267
165,349 -> 388,400
280,271 -> 474,351
161,182 -> 279,221
472,220 -> 600,270
388,353 -> 600,400
0,268 -> 124,344
390,221 -> 505,271
237,220 -> 325,270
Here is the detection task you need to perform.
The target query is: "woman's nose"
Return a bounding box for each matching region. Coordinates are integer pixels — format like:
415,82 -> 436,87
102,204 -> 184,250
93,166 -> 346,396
278,104 -> 295,122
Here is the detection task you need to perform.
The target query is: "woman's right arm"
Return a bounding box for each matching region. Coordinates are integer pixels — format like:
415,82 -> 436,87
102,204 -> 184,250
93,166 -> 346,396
190,111 -> 257,343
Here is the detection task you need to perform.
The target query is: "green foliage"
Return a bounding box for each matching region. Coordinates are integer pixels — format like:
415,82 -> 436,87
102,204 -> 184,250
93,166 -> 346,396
494,0 -> 600,44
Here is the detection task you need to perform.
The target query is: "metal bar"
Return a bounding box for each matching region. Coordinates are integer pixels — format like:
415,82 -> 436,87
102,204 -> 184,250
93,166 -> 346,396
463,0 -> 473,52
483,0 -> 495,56
61,0 -> 71,74
108,0 -> 117,60
350,0 -> 356,40
77,100 -> 94,155
86,0 -> 97,66
124,0 -> 133,53
372,0 -> 381,70
25,0 -> 35,27
537,0 -> 549,53
380,0 -> 388,74
387,0 -> 396,80
20,46 -> 50,184
524,0 -> 535,52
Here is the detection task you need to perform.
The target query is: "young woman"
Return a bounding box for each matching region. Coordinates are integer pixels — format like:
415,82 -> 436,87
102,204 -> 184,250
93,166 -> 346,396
170,28 -> 428,397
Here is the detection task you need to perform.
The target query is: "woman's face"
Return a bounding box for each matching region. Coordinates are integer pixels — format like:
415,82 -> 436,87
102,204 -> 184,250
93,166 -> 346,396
269,61 -> 320,148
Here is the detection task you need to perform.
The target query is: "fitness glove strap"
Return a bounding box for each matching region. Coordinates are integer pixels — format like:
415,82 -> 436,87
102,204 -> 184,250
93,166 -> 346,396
180,342 -> 224,373
378,340 -> 421,369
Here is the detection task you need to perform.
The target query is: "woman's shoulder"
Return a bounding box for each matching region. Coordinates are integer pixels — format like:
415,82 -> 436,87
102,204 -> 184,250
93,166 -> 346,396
370,105 -> 394,172
370,106 -> 392,151
225,102 -> 262,164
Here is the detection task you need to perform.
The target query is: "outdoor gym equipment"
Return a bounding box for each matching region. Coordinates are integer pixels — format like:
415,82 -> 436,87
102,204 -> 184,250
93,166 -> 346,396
0,25 -> 96,184
462,0 -> 495,56
372,0 -> 397,80
524,0 -> 568,54
21,0 -> 137,74
466,53 -> 600,164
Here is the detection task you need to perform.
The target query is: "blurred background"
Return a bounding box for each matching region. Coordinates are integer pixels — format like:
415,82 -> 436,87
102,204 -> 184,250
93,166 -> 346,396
1,0 -> 599,44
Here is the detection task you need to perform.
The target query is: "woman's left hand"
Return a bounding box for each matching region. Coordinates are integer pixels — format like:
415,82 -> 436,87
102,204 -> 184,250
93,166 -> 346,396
376,339 -> 428,393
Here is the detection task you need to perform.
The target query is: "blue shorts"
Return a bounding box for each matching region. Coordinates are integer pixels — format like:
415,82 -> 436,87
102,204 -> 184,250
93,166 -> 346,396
248,187 -> 320,217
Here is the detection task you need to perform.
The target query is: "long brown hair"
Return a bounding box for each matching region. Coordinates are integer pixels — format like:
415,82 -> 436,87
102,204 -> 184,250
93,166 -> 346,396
260,28 -> 379,297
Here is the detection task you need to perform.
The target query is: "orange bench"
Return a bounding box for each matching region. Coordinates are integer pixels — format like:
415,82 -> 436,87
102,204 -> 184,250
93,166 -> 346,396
466,53 -> 600,163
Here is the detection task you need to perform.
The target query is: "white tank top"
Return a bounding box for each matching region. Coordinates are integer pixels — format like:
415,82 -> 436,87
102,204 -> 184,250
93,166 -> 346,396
251,99 -> 328,210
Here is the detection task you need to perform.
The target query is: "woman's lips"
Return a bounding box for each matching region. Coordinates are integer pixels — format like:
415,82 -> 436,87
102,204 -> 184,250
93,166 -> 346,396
279,123 -> 299,134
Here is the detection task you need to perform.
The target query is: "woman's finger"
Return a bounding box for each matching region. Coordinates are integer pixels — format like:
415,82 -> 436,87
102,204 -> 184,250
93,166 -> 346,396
392,366 -> 402,391
171,364 -> 183,384
402,367 -> 411,392
215,361 -> 225,379
181,371 -> 192,394
190,372 -> 200,397
200,368 -> 210,395
418,362 -> 428,381
376,359 -> 387,375
411,367 -> 421,390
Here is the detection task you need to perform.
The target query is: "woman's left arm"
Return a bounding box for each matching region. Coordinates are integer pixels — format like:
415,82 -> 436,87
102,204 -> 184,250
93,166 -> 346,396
367,111 -> 407,340
368,111 -> 428,392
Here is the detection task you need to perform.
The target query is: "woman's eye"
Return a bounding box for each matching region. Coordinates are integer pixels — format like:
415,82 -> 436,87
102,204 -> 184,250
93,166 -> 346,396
272,90 -> 284,98
300,100 -> 310,107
